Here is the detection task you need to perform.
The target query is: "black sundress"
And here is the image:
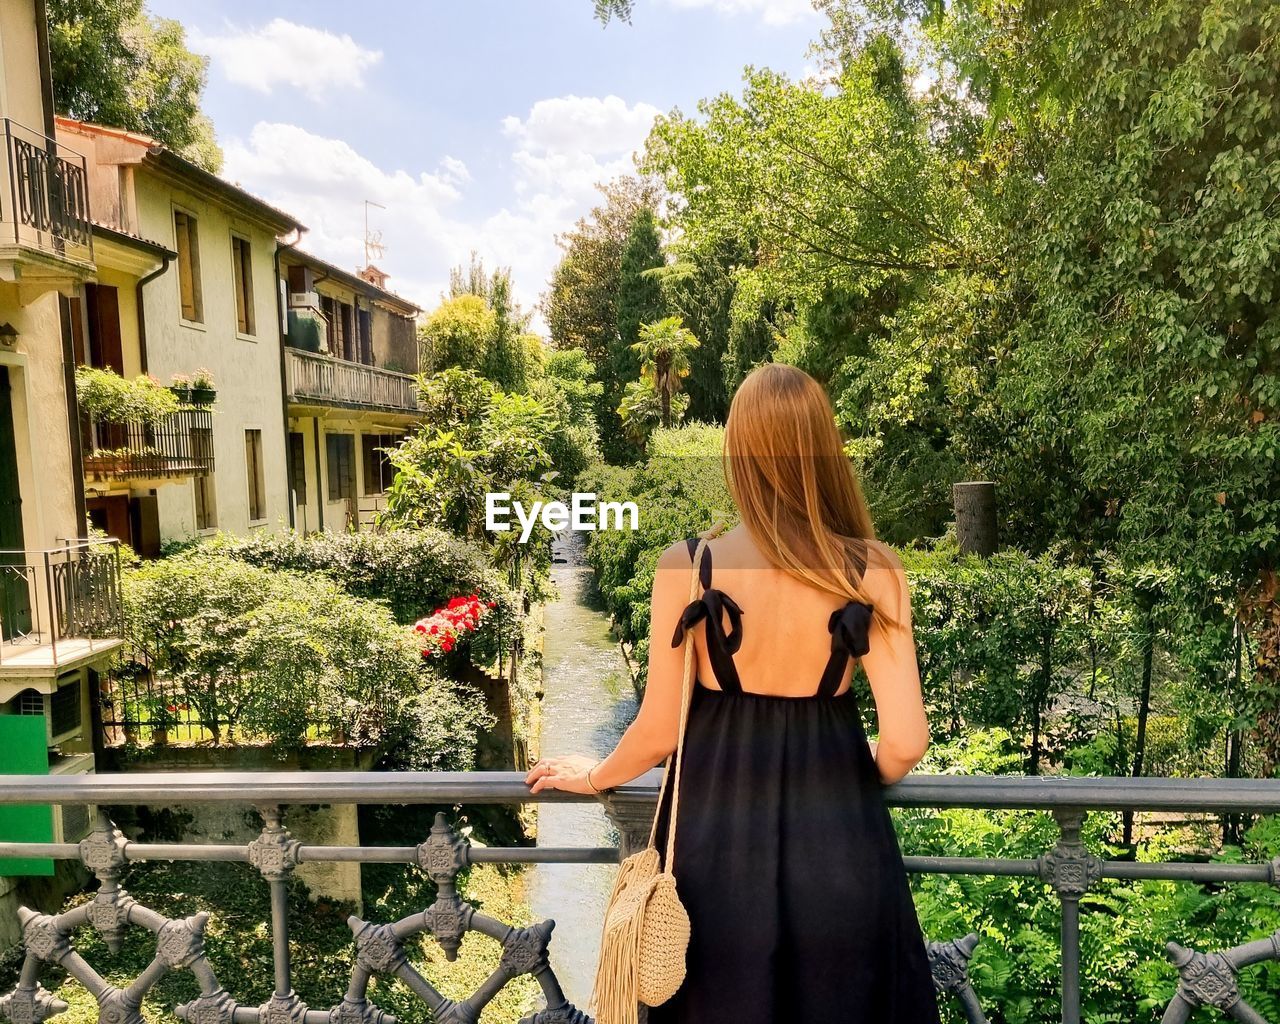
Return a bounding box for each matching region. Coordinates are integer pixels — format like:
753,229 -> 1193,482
648,539 -> 941,1024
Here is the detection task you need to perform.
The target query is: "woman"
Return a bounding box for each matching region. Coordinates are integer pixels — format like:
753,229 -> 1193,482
526,364 -> 939,1023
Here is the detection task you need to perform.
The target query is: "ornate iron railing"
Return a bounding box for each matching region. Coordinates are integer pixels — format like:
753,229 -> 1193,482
82,407 -> 217,482
0,773 -> 1278,1024
284,349 -> 420,414
0,119 -> 92,266
0,540 -> 123,663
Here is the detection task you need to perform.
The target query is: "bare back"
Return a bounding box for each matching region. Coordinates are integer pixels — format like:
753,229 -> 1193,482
641,523 -> 929,782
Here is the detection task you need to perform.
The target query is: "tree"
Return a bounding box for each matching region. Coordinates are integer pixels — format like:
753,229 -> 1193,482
630,316 -> 699,430
423,256 -> 536,392
47,0 -> 222,171
545,180 -> 661,370
420,295 -> 494,375
545,177 -> 663,458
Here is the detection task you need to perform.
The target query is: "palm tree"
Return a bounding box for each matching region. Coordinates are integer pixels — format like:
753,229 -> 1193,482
629,316 -> 699,429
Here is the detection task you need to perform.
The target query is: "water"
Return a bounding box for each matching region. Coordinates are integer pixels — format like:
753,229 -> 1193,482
527,531 -> 638,1005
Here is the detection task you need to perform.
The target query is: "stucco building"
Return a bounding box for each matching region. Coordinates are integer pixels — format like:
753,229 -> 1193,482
280,251 -> 421,533
56,117 -> 305,550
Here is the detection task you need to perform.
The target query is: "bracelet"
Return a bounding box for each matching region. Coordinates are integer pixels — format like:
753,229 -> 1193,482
586,762 -> 604,794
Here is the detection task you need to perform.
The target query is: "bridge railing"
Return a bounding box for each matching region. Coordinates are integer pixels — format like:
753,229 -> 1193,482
0,772 -> 1278,1024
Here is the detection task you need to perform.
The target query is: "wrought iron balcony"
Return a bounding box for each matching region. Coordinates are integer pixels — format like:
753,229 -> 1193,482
284,348 -> 421,415
0,119 -> 93,275
0,540 -> 123,678
82,407 -> 216,482
1,772 -> 1278,1024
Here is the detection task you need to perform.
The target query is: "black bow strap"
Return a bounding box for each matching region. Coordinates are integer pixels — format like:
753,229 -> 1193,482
672,589 -> 745,653
828,601 -> 873,659
817,601 -> 873,697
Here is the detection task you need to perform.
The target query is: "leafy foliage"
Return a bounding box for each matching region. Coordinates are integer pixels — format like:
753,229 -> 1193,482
623,316 -> 700,438
639,0 -> 1280,764
421,258 -> 539,393
191,527 -> 521,652
121,553 -> 488,758
47,0 -> 221,170
75,366 -> 179,425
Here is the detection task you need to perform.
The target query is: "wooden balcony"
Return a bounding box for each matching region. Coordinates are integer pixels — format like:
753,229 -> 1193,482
284,348 -> 421,415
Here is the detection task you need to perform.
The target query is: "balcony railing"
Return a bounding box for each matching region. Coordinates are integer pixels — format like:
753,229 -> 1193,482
82,407 -> 216,482
285,348 -> 421,414
0,119 -> 92,268
0,540 -> 123,667
1,772 -> 1278,1024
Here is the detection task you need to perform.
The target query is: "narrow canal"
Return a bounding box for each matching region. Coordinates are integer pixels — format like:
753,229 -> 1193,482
527,531 -> 638,1005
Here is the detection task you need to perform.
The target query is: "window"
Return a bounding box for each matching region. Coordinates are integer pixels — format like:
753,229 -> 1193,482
321,295 -> 355,360
231,235 -> 255,335
174,210 -> 203,322
362,433 -> 397,494
245,429 -> 266,521
288,431 -> 307,506
357,307 -> 373,365
326,433 -> 355,501
191,427 -> 216,529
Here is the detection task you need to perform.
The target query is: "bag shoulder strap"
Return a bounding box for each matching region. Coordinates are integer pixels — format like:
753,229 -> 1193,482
646,530 -> 718,865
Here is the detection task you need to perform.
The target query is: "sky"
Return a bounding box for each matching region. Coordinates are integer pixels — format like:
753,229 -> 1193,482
144,0 -> 823,331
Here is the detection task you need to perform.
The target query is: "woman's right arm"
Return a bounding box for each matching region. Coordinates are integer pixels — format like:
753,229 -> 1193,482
858,545 -> 930,784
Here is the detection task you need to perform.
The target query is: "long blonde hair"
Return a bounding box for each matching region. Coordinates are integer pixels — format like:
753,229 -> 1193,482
724,364 -> 895,623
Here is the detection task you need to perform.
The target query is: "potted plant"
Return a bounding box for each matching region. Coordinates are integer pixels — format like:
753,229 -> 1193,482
169,373 -> 192,404
191,367 -> 216,406
76,366 -> 180,425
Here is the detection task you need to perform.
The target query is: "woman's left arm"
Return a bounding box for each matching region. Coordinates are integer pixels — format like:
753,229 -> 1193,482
526,542 -> 692,795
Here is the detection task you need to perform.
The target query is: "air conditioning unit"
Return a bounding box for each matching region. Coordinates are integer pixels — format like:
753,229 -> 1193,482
289,291 -> 320,311
49,752 -> 95,843
16,672 -> 83,746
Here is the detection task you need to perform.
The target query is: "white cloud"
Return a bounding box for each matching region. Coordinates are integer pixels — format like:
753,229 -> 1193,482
660,0 -> 816,26
191,19 -> 382,101
438,156 -> 471,185
219,95 -> 662,332
503,95 -> 662,157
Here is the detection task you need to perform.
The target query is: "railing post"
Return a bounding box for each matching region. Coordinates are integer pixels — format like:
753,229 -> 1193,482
598,791 -> 655,860
1039,808 -> 1101,1024
248,805 -> 305,1022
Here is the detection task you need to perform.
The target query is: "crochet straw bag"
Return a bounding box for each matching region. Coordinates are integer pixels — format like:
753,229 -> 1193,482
589,536 -> 712,1024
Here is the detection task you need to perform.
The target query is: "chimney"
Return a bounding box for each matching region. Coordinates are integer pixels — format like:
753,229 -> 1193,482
358,264 -> 389,290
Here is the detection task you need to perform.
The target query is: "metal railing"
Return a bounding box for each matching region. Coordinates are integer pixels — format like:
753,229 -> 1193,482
82,407 -> 216,482
284,349 -> 421,414
0,540 -> 123,664
1,772 -> 1279,1024
0,119 -> 92,267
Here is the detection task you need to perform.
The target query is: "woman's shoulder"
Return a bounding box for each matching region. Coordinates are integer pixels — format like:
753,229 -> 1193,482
656,538 -> 696,572
858,539 -> 911,621
861,538 -> 905,578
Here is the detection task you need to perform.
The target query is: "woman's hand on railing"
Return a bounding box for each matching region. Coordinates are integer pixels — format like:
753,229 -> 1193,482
525,753 -> 601,794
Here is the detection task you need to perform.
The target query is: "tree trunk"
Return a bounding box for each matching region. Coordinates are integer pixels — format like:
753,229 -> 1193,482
1123,613 -> 1154,847
1245,571 -> 1280,775
953,481 -> 998,555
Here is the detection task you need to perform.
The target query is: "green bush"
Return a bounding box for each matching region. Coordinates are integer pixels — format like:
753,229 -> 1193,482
902,733 -> 1280,1023
122,553 -> 489,758
186,529 -> 522,665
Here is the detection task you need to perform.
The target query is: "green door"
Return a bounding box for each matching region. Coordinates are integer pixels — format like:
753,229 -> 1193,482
0,367 -> 32,638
